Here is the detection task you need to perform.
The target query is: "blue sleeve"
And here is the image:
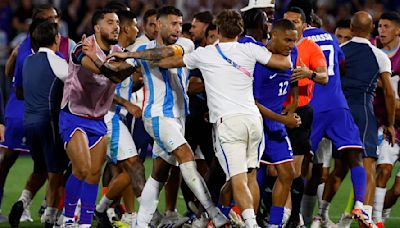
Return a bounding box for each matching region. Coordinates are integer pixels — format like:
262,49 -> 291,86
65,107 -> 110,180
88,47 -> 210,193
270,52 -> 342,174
13,48 -> 25,89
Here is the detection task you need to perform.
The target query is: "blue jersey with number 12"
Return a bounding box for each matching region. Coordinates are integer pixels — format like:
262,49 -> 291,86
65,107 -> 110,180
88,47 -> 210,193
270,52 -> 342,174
304,27 -> 349,113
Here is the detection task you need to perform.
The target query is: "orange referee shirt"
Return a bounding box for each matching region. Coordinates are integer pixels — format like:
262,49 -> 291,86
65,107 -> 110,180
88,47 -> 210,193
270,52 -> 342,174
285,37 -> 327,107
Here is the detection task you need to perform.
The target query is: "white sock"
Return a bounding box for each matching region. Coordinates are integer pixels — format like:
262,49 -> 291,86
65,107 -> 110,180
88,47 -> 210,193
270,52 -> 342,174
96,195 -> 113,213
372,187 -> 386,222
43,207 -> 58,223
78,224 -> 91,228
382,208 -> 391,221
136,176 -> 163,228
242,209 -> 257,227
318,200 -> 330,219
282,207 -> 291,224
354,200 -> 364,210
180,161 -> 215,217
18,189 -> 32,208
317,183 -> 325,206
364,205 -> 373,223
301,194 -> 317,224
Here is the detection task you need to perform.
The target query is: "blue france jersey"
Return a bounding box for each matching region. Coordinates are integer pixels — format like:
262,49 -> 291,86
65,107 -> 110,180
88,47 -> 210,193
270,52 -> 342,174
304,27 -> 349,113
238,35 -> 297,131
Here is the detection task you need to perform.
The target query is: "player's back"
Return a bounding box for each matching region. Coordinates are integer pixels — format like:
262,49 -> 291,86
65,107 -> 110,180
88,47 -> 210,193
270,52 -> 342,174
304,27 -> 349,112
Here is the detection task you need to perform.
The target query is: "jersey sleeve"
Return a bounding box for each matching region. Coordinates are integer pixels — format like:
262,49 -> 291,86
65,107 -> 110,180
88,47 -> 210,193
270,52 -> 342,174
309,41 -> 327,70
48,52 -> 69,82
13,47 -> 26,88
374,48 -> 392,74
247,43 -> 272,65
176,37 -> 195,55
71,42 -> 85,65
183,47 -> 203,70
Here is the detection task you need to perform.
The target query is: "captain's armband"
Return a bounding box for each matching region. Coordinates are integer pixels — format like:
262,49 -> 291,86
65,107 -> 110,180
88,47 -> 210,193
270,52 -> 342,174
167,44 -> 184,57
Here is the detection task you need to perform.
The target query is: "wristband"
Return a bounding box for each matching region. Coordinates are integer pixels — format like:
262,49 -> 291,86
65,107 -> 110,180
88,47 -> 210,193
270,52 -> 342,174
167,44 -> 184,56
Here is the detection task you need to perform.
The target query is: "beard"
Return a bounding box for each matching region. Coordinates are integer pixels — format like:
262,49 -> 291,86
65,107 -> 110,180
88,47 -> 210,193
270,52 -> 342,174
100,30 -> 118,46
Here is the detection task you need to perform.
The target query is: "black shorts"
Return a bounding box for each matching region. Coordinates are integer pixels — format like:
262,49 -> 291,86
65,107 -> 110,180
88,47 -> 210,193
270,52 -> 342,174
286,105 -> 313,156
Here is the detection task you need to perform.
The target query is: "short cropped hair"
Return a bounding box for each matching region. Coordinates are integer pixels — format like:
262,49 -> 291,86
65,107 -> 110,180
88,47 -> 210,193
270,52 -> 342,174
92,8 -> 116,27
32,4 -> 59,20
286,7 -> 306,24
157,6 -> 182,19
205,23 -> 217,37
32,21 -> 59,48
143,9 -> 157,25
215,10 -> 244,39
117,10 -> 136,26
271,19 -> 296,33
336,19 -> 351,29
193,11 -> 213,24
380,12 -> 400,26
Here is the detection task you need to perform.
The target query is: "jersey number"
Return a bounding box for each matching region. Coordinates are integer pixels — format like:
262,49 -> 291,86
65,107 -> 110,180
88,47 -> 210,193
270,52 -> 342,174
278,81 -> 289,96
321,45 -> 334,76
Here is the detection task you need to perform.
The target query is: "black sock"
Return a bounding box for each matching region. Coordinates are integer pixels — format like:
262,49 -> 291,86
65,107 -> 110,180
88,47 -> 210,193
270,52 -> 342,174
290,177 -> 304,221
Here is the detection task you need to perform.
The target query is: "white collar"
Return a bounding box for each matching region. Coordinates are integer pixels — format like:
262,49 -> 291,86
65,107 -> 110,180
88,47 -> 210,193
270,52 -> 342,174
350,36 -> 371,44
38,47 -> 56,54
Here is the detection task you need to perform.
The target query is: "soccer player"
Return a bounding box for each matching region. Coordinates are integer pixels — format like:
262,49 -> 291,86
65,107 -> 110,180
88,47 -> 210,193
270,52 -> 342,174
107,6 -> 229,228
372,11 -> 400,227
335,19 -> 352,45
319,11 -> 395,227
283,7 -> 328,226
22,20 -> 69,227
6,5 -> 75,227
118,9 -> 298,228
251,19 -> 299,227
134,9 -> 158,45
94,10 -> 145,228
59,8 -> 135,227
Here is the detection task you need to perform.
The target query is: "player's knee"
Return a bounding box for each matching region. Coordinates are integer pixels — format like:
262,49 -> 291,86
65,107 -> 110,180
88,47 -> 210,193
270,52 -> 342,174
279,167 -> 295,184
377,166 -> 392,182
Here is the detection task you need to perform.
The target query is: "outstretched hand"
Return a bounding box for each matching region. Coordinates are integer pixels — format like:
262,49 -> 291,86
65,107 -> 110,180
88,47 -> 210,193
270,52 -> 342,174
81,34 -> 97,60
106,52 -> 130,61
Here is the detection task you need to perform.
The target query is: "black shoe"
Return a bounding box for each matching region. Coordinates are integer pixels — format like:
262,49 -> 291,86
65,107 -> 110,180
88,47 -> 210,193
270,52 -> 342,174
44,222 -> 54,228
286,216 -> 302,228
94,209 -> 112,228
9,200 -> 24,228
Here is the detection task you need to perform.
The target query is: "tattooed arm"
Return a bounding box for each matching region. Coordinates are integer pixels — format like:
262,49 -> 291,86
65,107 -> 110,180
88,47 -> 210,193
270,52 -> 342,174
107,45 -> 184,61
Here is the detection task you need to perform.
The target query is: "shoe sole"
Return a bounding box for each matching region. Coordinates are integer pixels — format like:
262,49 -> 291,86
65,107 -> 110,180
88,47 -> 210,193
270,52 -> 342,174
352,213 -> 369,228
9,201 -> 24,228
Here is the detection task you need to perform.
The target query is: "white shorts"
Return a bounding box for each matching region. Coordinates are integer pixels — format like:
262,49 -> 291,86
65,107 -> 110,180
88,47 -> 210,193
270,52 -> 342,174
313,137 -> 332,168
105,112 -> 138,164
143,116 -> 187,166
377,139 -> 400,166
213,114 -> 264,180
194,146 -> 205,160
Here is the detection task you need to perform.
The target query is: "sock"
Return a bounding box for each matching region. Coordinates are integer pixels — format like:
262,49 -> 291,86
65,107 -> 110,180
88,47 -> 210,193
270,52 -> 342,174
242,208 -> 257,227
78,224 -> 91,228
364,205 -> 373,223
79,182 -> 98,225
217,204 -> 232,217
136,177 -> 163,228
96,195 -> 113,213
291,177 -> 304,221
318,200 -> 330,219
269,205 -> 284,225
64,175 -> 83,219
180,161 -> 216,217
382,208 -> 391,221
301,194 -> 317,224
283,207 -> 291,224
317,183 -> 325,207
350,166 -> 366,203
344,188 -> 354,214
372,187 -> 386,222
102,187 -> 109,196
43,207 -> 58,223
18,189 -> 32,208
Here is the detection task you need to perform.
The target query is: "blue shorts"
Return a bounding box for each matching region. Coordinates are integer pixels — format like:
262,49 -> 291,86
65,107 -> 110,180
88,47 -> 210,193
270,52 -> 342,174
311,108 -> 364,157
59,110 -> 107,149
0,95 -> 29,151
25,121 -> 69,173
349,104 -> 378,158
261,127 -> 293,165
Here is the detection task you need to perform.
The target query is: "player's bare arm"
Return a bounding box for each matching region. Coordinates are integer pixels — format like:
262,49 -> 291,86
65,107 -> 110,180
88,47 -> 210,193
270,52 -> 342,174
291,60 -> 328,85
82,36 -> 135,83
380,71 -> 396,146
256,101 -> 301,128
266,54 -> 292,70
5,45 -> 19,78
107,45 -> 183,61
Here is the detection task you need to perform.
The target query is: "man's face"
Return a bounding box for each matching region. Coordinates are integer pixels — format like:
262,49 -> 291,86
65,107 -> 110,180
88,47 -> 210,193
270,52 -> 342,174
37,8 -> 60,24
206,29 -> 218,45
190,18 -> 208,42
271,29 -> 297,56
124,18 -> 139,46
97,13 -> 120,45
159,14 -> 182,45
284,12 -> 306,40
378,19 -> 400,46
335,27 -> 352,44
144,15 -> 158,40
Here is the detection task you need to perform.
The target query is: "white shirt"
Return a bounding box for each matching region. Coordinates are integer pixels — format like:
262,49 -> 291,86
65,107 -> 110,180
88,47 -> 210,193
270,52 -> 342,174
135,37 -> 195,118
38,47 -> 68,82
183,41 -> 272,123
